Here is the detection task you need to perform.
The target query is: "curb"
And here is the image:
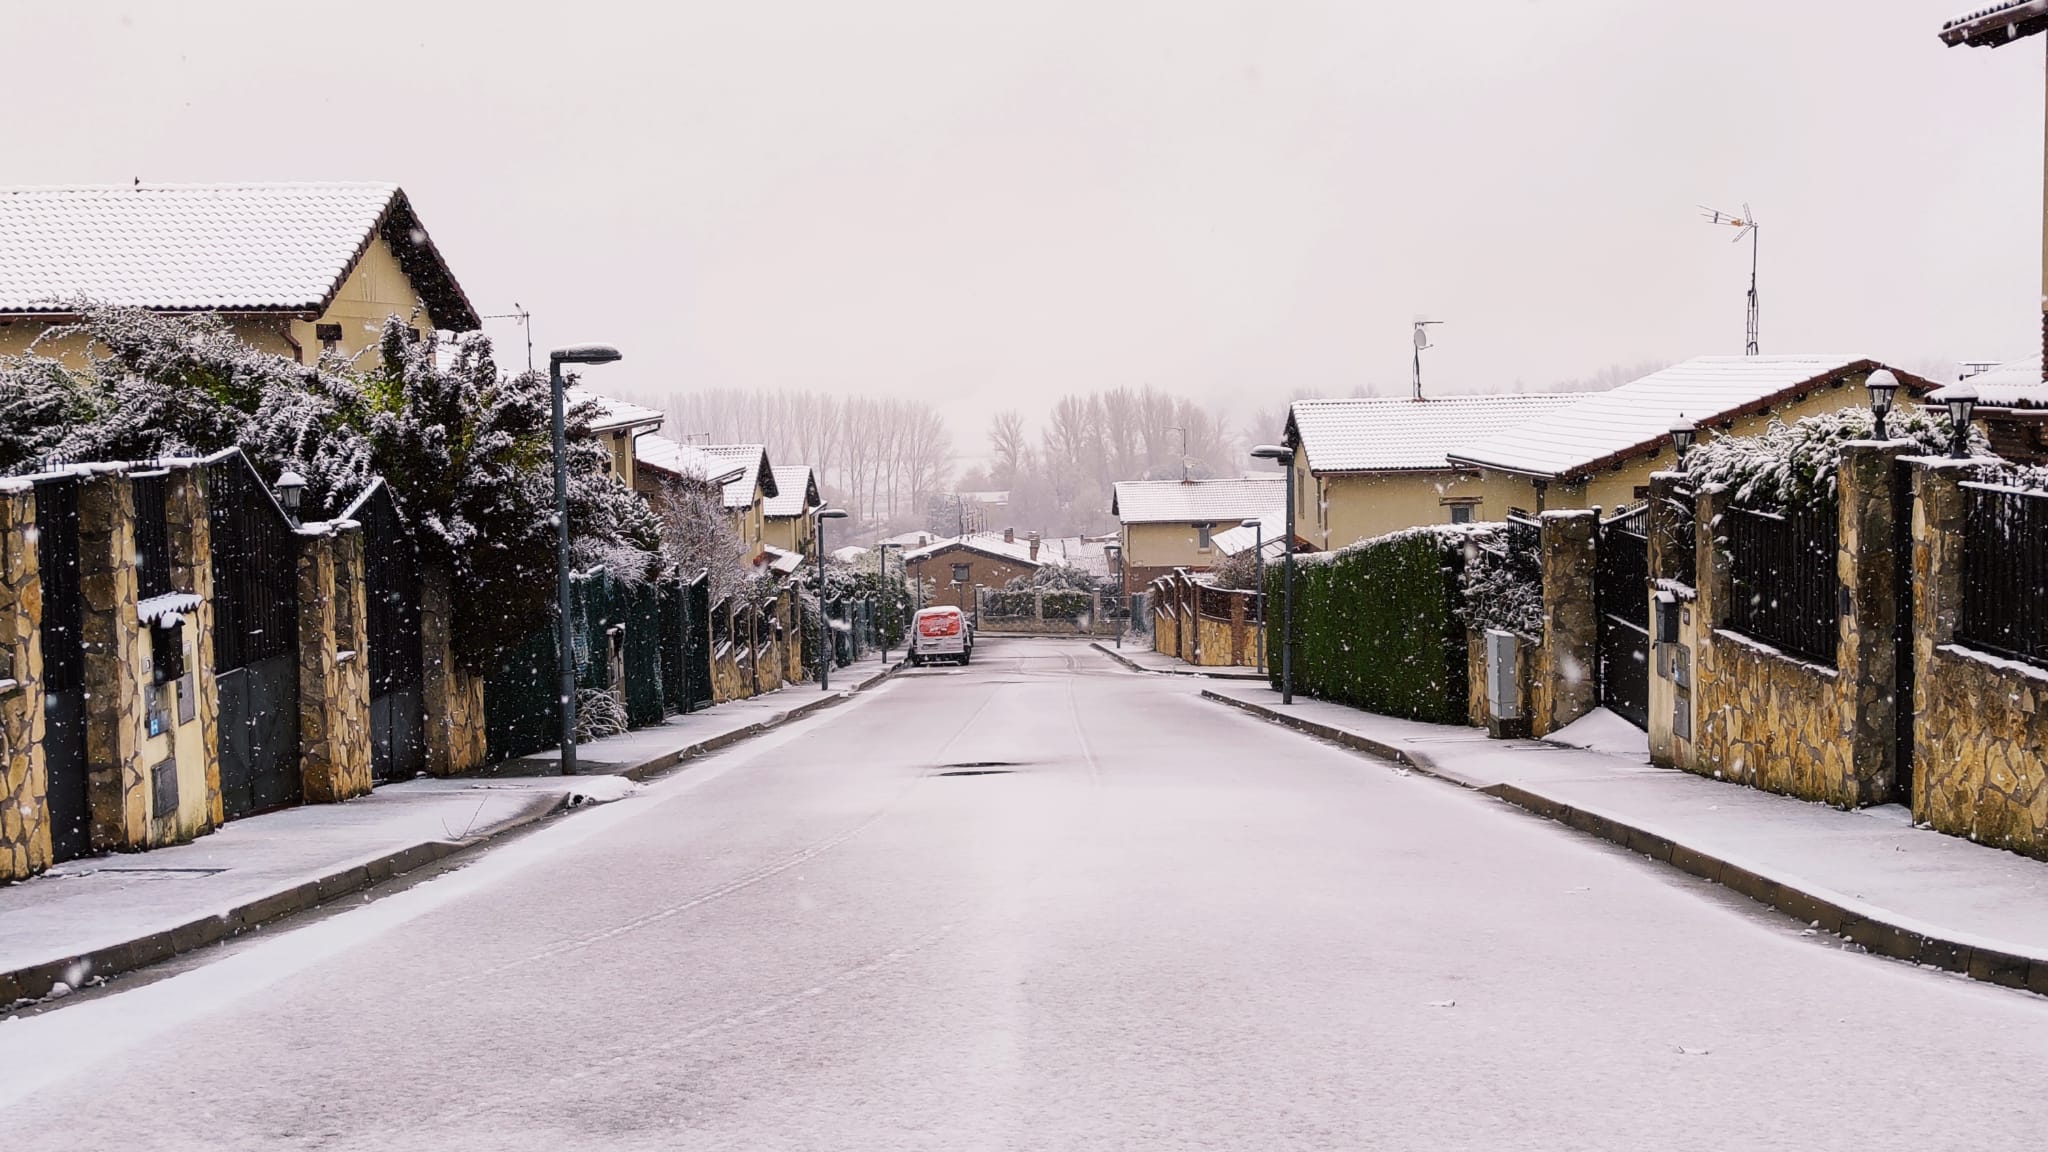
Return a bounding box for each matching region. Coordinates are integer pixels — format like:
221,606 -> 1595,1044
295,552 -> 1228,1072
1,660 -> 904,1008
1199,688 -> 2048,997
1090,642 -> 1269,681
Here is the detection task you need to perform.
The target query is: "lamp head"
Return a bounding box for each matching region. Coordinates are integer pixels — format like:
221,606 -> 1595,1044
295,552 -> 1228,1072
1250,444 -> 1290,463
274,469 -> 307,515
1865,368 -> 1899,417
549,344 -> 622,366
1668,417 -> 1697,458
1941,384 -> 1978,427
816,507 -> 849,521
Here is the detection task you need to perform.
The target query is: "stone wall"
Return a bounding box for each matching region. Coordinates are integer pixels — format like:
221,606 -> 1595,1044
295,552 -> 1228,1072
296,524 -> 372,804
1529,511 -> 1596,737
165,464 -> 224,825
1687,444 -> 1907,809
77,470 -> 151,850
1909,458 -> 2048,858
419,564 -> 487,778
0,483 -> 51,881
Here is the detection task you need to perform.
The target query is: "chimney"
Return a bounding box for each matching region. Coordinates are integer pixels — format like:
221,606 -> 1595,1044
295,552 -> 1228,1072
1003,527 -> 1015,543
1028,531 -> 1041,561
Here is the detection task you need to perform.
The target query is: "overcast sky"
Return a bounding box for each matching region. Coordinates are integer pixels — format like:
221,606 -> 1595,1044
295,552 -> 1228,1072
5,1 -> 2041,444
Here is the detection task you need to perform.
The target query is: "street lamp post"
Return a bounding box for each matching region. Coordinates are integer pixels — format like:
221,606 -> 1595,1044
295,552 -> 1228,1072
877,542 -> 903,663
1241,517 -> 1266,673
815,507 -> 848,689
549,344 -> 622,776
1250,445 -> 1295,704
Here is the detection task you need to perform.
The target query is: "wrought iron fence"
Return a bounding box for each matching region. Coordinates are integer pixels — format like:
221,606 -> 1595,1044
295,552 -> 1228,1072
131,470 -> 173,601
1960,482 -> 2048,668
1662,485 -> 1698,584
1722,502 -> 1838,666
206,453 -> 298,672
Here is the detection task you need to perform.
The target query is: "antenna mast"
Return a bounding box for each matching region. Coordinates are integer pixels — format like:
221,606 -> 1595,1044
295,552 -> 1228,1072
1700,205 -> 1759,355
1412,319 -> 1444,399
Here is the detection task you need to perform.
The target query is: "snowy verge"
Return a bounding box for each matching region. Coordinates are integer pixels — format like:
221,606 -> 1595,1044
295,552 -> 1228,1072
1544,707 -> 1648,760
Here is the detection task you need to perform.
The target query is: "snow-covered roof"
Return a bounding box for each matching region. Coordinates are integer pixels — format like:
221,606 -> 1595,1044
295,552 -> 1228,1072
1036,535 -> 1115,577
1940,1 -> 2048,47
763,465 -> 820,518
700,444 -> 778,509
1110,477 -> 1285,524
1445,357 -> 1931,481
761,544 -> 806,576
904,532 -> 1044,567
831,545 -> 870,564
1211,513 -> 1290,560
1959,354 -> 2048,408
567,389 -> 664,435
1286,393 -> 1582,474
958,490 -> 1010,504
634,433 -> 721,481
0,182 -> 478,329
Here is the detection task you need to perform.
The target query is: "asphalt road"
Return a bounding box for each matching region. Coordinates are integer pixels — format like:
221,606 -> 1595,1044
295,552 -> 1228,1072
3,638 -> 2045,1150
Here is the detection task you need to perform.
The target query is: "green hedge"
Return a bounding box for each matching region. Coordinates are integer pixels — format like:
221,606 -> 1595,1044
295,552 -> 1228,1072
1267,529 -> 1469,724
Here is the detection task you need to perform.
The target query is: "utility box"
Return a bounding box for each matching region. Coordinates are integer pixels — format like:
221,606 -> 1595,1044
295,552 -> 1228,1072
1485,629 -> 1529,739
1654,591 -> 1681,644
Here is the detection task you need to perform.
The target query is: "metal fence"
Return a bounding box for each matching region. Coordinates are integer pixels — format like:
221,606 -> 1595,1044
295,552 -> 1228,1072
1723,502 -> 1838,667
131,470 -> 173,601
1960,482 -> 2048,668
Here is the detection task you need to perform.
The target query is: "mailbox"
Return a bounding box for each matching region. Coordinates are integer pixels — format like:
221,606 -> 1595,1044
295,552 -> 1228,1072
1654,591 -> 1681,645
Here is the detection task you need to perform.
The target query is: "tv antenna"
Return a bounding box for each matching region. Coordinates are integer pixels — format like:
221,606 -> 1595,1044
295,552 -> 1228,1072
1700,204 -> 1759,355
479,303 -> 535,372
1412,319 -> 1444,399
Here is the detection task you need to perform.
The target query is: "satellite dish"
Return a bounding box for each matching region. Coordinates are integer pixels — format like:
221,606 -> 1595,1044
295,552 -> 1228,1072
1413,325 -> 1430,351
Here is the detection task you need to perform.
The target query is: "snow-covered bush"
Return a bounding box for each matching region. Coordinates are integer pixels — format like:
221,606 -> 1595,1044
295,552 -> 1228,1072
574,688 -> 630,742
985,562 -> 1100,617
1454,519 -> 1542,637
1684,405 -> 1976,510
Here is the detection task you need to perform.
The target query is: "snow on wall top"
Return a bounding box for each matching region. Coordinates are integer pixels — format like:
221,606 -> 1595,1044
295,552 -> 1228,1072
1445,356 -> 1880,481
0,182 -> 478,328
1286,393 -> 1581,474
1110,477 -> 1285,524
763,466 -> 820,518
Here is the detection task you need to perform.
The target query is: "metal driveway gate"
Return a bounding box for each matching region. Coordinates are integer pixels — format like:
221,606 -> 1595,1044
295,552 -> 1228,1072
207,452 -> 301,818
32,475 -> 89,861
1596,505 -> 1650,731
347,481 -> 424,784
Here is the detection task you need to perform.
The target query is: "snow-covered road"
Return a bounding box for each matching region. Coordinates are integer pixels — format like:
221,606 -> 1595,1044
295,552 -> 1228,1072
2,639 -> 2043,1150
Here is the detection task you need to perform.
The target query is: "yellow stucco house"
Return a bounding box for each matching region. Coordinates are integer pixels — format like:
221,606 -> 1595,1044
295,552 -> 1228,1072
762,465 -> 822,555
1283,393 -> 1581,551
1110,477 -> 1286,596
1444,357 -> 1938,513
0,182 -> 478,364
700,444 -> 779,563
566,389 -> 665,487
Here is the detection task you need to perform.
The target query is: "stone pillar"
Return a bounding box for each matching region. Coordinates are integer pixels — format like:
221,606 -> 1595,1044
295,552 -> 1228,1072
77,468 -> 151,851
1694,485 -> 1732,632
1644,473 -> 1692,769
1836,442 -> 1912,803
419,565 -> 486,778
1531,510 -> 1598,736
297,525 -> 373,803
1908,456 -> 1975,821
0,483 -> 51,880
164,463 -> 224,826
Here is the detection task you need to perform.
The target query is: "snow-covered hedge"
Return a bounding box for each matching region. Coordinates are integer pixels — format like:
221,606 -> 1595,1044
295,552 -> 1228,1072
1271,525 -> 1473,724
1454,519 -> 1542,638
1683,405 -> 1977,510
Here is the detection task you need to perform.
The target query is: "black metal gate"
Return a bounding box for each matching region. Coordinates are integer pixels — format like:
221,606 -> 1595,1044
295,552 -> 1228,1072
33,475 -> 90,862
347,481 -> 424,783
1597,505 -> 1651,731
684,575 -> 712,710
207,452 -> 301,818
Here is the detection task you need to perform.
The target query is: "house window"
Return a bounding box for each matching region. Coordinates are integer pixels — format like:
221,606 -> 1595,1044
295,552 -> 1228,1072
1449,505 -> 1474,525
315,323 -> 342,355
1196,523 -> 1213,551
951,563 -> 971,584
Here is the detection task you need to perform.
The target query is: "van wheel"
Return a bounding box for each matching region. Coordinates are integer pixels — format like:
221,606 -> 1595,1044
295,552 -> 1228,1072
958,653 -> 971,666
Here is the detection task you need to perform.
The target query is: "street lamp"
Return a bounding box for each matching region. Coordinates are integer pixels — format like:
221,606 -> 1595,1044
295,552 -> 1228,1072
1250,444 -> 1295,704
548,343 -> 622,776
815,507 -> 848,689
1669,417 -> 1697,471
1940,384 -> 1978,459
1103,542 -> 1124,648
877,542 -> 903,663
1241,517 -> 1267,673
1866,369 -> 1899,441
273,469 -> 306,528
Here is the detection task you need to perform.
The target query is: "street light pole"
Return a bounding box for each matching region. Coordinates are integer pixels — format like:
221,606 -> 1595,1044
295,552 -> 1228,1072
1241,517 -> 1265,673
549,344 -> 623,776
1251,445 -> 1295,704
815,507 -> 848,690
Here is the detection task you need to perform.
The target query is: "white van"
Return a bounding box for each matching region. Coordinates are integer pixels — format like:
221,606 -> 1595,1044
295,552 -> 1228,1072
909,606 -> 972,666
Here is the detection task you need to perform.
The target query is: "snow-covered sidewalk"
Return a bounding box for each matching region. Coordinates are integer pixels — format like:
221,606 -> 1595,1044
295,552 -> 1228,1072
0,655 -> 902,1007
1090,640 -> 1268,679
1199,679 -> 2048,995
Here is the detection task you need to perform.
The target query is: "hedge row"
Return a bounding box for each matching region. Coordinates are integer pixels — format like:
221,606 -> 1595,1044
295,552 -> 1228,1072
985,589 -> 1094,619
1267,527 -> 1470,724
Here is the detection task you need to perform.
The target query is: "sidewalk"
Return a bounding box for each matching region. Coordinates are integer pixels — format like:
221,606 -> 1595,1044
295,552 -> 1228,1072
1199,679 -> 2048,996
0,655 -> 900,1007
1089,640 -> 1268,680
